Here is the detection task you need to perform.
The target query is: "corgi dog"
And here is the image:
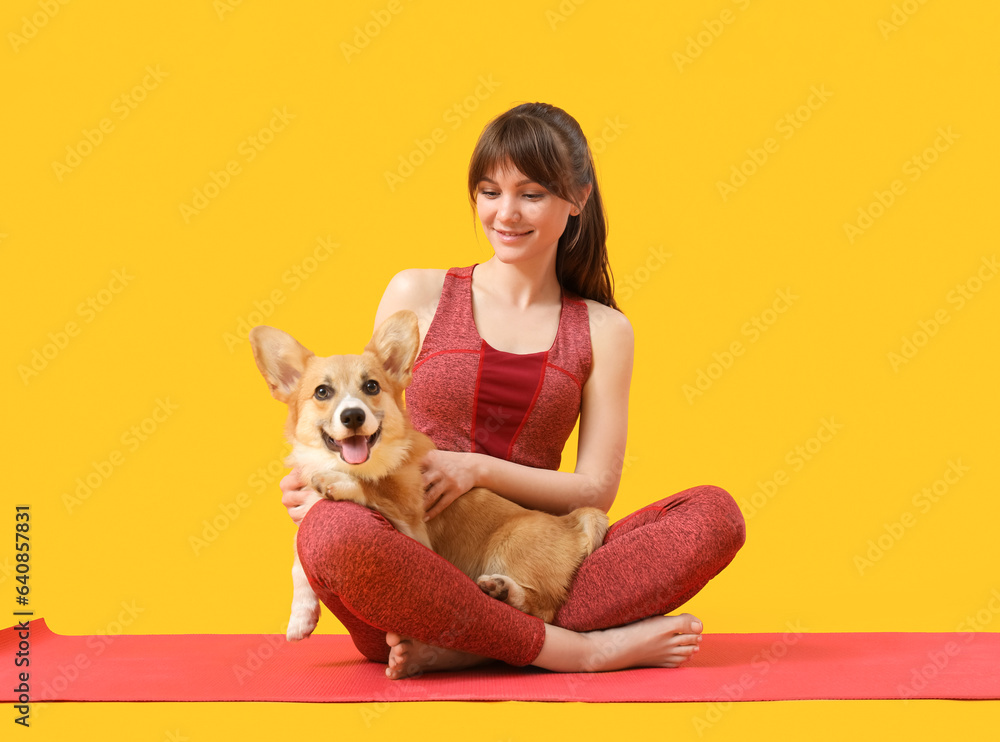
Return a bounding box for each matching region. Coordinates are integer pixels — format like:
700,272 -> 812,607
250,310 -> 608,641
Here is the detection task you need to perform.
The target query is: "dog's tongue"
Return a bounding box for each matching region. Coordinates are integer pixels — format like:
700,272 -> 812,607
340,435 -> 369,465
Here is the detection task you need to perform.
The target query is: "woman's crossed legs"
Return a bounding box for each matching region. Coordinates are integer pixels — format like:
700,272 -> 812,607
295,485 -> 746,678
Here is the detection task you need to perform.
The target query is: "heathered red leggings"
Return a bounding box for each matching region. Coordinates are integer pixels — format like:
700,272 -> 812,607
296,485 -> 746,667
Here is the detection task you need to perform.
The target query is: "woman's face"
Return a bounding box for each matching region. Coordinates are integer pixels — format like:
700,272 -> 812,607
474,162 -> 578,266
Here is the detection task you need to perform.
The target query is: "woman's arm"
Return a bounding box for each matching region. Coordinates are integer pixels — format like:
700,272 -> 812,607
422,302 -> 634,518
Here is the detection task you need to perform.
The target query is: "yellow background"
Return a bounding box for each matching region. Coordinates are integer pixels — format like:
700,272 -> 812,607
2,0 -> 998,738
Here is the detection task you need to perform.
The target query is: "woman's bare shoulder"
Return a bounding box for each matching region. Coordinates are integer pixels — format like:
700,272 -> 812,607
392,268 -> 449,292
582,299 -> 634,353
374,268 -> 448,333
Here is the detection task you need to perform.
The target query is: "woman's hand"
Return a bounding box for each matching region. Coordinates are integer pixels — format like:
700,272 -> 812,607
421,450 -> 479,521
279,468 -> 324,526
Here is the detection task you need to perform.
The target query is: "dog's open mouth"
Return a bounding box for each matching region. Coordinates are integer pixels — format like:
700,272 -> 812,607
321,427 -> 381,465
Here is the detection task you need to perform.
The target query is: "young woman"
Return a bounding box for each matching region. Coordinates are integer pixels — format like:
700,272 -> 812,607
281,102 -> 746,679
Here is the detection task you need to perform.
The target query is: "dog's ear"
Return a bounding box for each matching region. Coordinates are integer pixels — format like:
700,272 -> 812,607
249,326 -> 314,403
366,310 -> 420,388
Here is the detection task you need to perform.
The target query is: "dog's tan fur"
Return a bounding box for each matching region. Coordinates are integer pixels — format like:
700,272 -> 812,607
250,310 -> 608,641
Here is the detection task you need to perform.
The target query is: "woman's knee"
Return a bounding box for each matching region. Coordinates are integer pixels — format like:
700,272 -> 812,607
295,499 -> 395,590
685,484 -> 747,554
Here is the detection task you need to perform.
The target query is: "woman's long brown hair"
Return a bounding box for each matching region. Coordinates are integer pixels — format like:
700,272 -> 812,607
467,103 -> 618,310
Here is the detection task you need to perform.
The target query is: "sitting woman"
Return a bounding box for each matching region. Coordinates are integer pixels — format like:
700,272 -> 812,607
280,102 -> 746,679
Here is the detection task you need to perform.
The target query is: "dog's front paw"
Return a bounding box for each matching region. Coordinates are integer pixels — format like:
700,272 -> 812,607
286,595 -> 321,642
309,470 -> 360,501
310,472 -> 338,499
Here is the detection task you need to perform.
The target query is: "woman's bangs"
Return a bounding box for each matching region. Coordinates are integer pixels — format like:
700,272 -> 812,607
470,116 -> 566,198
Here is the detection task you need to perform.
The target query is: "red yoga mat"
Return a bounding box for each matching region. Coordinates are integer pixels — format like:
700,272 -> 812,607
4,618 -> 998,703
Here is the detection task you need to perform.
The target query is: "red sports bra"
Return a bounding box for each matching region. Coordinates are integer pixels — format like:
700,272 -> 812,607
406,265 -> 592,471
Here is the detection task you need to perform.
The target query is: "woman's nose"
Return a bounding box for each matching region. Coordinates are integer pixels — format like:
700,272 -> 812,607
497,195 -> 520,222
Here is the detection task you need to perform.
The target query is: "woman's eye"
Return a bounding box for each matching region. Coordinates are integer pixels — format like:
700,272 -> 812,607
314,385 -> 332,400
479,189 -> 498,198
363,379 -> 380,395
524,193 -> 544,200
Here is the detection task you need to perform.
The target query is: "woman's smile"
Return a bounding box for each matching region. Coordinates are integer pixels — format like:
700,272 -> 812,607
493,227 -> 534,242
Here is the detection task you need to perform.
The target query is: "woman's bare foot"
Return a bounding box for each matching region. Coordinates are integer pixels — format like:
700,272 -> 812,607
384,613 -> 703,679
385,632 -> 494,680
534,612 -> 704,673
583,612 -> 703,670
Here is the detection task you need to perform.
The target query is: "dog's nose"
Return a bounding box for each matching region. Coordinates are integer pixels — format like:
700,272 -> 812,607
340,408 -> 366,430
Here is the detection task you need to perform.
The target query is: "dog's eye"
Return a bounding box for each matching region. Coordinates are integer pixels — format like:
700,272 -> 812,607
363,379 -> 380,396
314,385 -> 333,400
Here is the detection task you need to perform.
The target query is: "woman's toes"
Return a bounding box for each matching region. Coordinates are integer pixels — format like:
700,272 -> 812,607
668,632 -> 703,649
385,634 -> 414,678
675,613 -> 703,635
386,631 -> 406,649
663,645 -> 700,666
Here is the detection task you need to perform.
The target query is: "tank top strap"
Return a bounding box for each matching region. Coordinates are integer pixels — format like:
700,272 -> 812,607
414,266 -> 480,367
547,292 -> 592,390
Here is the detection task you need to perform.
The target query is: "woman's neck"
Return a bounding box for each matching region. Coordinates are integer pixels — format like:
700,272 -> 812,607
475,256 -> 561,309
